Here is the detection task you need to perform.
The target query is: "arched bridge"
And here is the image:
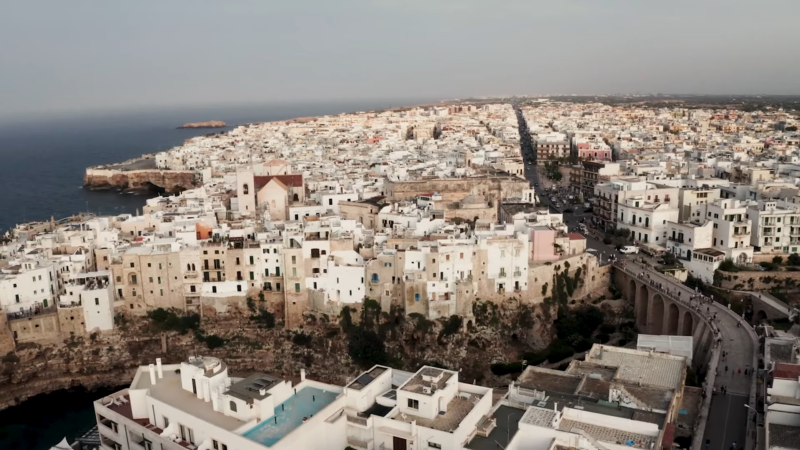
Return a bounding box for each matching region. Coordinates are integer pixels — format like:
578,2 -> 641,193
613,264 -> 719,369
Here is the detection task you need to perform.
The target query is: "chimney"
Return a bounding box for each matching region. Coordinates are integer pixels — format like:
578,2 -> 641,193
156,358 -> 163,379
300,369 -> 306,382
149,364 -> 156,385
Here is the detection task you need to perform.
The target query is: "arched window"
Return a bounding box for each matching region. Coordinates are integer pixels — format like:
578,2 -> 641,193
230,401 -> 237,412
243,184 -> 249,195
192,263 -> 196,271
293,193 -> 299,202
187,263 -> 191,271
371,273 -> 379,283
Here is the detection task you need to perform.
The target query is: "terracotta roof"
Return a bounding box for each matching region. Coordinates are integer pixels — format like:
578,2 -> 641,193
774,363 -> 800,380
254,174 -> 303,191
568,232 -> 586,240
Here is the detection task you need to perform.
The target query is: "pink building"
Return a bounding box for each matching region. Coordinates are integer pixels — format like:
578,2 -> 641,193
578,145 -> 612,161
530,227 -> 559,262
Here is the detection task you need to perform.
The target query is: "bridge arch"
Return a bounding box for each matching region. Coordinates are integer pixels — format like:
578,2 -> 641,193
650,294 -> 665,335
667,302 -> 680,335
636,284 -> 650,329
682,310 -> 694,336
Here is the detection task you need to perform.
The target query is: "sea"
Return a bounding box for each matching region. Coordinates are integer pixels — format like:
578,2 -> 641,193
0,98 -> 435,449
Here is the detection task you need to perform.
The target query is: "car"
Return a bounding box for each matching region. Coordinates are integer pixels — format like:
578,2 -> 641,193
618,246 -> 639,254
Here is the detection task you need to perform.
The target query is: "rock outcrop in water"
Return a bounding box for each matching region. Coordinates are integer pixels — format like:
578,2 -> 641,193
177,121 -> 226,129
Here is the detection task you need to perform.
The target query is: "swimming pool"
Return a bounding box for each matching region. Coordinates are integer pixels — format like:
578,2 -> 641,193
242,387 -> 339,447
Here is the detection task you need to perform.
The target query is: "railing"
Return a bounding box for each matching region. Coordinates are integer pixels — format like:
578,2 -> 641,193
7,304 -> 58,321
668,237 -> 685,244
346,414 -> 367,425
58,300 -> 82,309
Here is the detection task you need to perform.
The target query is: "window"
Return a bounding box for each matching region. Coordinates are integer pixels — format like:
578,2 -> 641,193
408,399 -> 419,409
130,262 -> 135,268
250,272 -> 255,280
428,443 -> 442,449
249,256 -> 254,265
276,283 -> 281,291
190,285 -> 196,293
237,285 -> 242,292
292,256 -> 297,264
230,401 -> 237,412
371,274 -> 379,283
212,286 -> 217,293
414,293 -> 420,302
95,298 -> 100,306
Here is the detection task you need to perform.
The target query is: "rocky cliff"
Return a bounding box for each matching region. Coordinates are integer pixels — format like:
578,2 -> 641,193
83,169 -> 196,194
0,300 -> 555,411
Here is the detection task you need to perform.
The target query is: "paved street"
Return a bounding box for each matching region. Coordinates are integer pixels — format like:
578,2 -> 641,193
704,393 -> 748,450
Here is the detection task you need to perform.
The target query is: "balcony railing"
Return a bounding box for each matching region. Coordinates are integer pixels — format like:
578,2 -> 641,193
7,304 -> 58,322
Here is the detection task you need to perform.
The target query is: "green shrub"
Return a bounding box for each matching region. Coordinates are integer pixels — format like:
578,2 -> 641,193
773,256 -> 784,265
788,253 -> 800,266
250,309 -> 276,328
292,332 -> 313,347
617,338 -> 628,347
203,335 -> 226,350
599,324 -> 616,334
147,308 -> 200,334
490,362 -> 523,376
547,344 -> 575,363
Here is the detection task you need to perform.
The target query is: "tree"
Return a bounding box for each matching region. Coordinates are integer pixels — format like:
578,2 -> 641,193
788,253 -> 800,266
773,256 -> 784,265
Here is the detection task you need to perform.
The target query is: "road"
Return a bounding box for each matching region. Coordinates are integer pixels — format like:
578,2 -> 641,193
513,105 -> 618,260
622,260 -> 755,450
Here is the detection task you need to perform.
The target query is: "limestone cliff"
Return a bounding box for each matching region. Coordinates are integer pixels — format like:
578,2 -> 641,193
83,169 -> 196,194
0,301 -> 554,411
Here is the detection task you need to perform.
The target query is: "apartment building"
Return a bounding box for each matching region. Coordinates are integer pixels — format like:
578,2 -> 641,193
617,196 -> 679,244
748,201 -> 800,253
0,258 -> 59,315
93,357 -> 493,450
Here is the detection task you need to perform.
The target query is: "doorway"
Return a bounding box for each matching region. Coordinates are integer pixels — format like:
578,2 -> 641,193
392,436 -> 407,450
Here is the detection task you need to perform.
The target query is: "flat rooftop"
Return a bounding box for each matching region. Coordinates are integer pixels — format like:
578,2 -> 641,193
559,417 -> 657,449
400,367 -> 455,396
586,345 -> 686,390
466,405 -> 525,450
516,367 -> 583,394
393,393 -> 481,432
131,365 -> 246,431
769,423 -> 800,450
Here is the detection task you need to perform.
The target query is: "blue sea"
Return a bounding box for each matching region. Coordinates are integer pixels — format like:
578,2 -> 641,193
0,98 -> 435,232
0,98 -> 434,449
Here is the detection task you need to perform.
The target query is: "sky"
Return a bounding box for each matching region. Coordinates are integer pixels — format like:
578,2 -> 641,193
1,0 -> 799,120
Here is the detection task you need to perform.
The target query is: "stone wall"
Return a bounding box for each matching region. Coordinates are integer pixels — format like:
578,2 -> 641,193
717,270 -> 800,290
57,308 -> 87,337
84,168 -> 196,193
385,177 -> 528,202
8,313 -> 61,345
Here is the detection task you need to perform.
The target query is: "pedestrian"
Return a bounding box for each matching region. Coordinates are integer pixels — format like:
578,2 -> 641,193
738,368 -> 741,374
725,365 -> 728,373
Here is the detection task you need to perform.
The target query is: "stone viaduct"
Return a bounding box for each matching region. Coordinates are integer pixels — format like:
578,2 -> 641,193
613,265 -> 718,370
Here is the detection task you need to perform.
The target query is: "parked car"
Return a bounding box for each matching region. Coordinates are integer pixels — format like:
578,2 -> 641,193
618,246 -> 639,254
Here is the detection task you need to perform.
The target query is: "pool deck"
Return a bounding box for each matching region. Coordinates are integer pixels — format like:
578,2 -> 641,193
243,387 -> 339,447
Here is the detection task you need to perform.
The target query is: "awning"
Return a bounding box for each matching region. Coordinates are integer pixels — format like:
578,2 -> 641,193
378,426 -> 413,440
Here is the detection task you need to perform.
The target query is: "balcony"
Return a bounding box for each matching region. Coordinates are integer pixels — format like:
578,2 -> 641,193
185,271 -> 198,278
668,236 -> 685,244
346,436 -> 374,450
514,271 -> 522,277
7,304 -> 58,322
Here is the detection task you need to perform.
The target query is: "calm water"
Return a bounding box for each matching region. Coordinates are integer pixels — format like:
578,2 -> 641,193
0,98 -> 434,232
0,98 -> 433,449
0,385 -> 125,450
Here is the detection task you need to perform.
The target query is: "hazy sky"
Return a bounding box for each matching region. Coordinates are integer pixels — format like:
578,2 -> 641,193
1,0 -> 799,119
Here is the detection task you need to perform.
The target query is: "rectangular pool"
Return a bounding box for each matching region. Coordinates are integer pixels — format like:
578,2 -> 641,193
242,387 -> 338,447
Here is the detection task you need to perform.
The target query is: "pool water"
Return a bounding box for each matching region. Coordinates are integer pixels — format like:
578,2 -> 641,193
243,387 -> 339,447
